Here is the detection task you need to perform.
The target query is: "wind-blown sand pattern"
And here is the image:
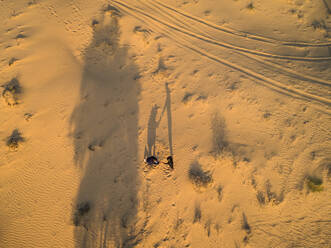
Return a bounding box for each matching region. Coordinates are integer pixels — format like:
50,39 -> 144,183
0,0 -> 330,248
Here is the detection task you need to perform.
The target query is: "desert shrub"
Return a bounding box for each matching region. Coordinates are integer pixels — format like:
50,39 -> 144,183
311,20 -> 326,30
242,213 -> 251,234
246,3 -> 254,9
182,92 -> 194,103
256,191 -> 265,205
6,129 -> 24,151
306,176 -> 323,192
189,162 -> 212,190
2,78 -> 21,106
193,205 -> 201,223
217,185 -> 223,202
210,113 -> 227,156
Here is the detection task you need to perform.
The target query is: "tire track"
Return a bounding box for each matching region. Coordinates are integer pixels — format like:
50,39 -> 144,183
138,0 -> 331,87
152,0 -> 331,48
112,0 -> 331,62
137,0 -> 216,41
112,1 -> 331,111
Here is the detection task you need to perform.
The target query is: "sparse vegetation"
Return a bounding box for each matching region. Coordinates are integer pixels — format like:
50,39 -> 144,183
242,213 -> 251,234
193,205 -> 201,223
24,113 -> 33,121
246,3 -> 254,10
8,57 -> 18,66
6,129 -> 24,151
256,181 -> 284,205
326,164 -> 331,176
311,20 -> 326,30
217,185 -> 223,202
27,0 -> 37,6
256,191 -> 265,205
91,19 -> 99,26
189,162 -> 212,191
104,4 -> 121,16
15,33 -> 27,39
2,78 -> 21,106
182,92 -> 194,103
174,216 -> 184,230
210,113 -> 227,156
121,213 -> 128,228
306,176 -> 323,192
204,220 -> 211,236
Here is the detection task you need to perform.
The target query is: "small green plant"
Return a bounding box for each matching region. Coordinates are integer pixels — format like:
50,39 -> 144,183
307,176 -> 323,192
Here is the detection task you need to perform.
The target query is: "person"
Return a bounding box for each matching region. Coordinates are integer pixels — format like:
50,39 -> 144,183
165,156 -> 173,169
144,156 -> 159,166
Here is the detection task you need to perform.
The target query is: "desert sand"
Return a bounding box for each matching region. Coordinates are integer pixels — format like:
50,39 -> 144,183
0,0 -> 330,247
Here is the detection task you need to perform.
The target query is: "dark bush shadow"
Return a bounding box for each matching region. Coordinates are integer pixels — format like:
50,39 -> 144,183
70,8 -> 140,248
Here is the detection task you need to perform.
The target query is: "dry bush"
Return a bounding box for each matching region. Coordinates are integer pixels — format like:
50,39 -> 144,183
193,205 -> 201,223
6,129 -> 24,151
210,112 -> 228,156
306,176 -> 323,192
2,78 -> 22,106
188,162 -> 212,191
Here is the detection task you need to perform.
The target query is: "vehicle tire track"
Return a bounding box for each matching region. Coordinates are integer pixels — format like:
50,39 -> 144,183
137,0 -> 216,41
152,0 -> 331,48
139,0 -> 331,88
112,1 -> 331,111
112,0 -> 331,62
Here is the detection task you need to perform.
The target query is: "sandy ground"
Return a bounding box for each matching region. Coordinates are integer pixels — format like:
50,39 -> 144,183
0,0 -> 331,247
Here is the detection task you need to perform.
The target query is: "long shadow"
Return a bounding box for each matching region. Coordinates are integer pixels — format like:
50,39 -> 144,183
70,8 -> 140,248
160,83 -> 173,157
145,104 -> 160,158
145,83 -> 173,162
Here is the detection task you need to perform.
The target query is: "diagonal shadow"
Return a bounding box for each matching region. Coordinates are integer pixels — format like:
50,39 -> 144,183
144,83 -> 174,162
145,104 -> 160,158
160,83 -> 173,157
70,7 -> 140,248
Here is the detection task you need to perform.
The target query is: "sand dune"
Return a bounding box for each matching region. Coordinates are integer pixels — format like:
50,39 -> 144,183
0,0 -> 330,247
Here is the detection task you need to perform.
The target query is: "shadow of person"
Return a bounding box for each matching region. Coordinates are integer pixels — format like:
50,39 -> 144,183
160,83 -> 173,158
145,104 -> 160,158
70,7 -> 140,248
144,82 -> 174,162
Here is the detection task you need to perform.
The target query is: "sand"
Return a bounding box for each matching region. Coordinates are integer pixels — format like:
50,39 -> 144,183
0,0 -> 330,247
